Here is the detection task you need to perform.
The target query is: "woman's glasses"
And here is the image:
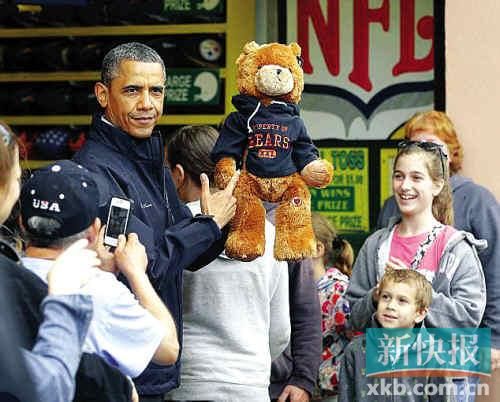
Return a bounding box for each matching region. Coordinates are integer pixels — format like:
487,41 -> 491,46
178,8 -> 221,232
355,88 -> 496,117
397,140 -> 448,176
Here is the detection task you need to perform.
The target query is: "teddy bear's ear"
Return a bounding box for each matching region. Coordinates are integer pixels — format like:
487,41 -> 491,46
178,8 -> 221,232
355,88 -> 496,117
242,41 -> 260,54
290,42 -> 302,57
236,41 -> 261,66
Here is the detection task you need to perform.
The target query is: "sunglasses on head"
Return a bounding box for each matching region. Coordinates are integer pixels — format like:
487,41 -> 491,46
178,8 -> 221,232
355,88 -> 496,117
397,140 -> 448,176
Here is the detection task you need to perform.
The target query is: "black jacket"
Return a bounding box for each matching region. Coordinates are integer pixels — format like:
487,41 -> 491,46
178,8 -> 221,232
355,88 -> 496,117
0,249 -> 39,402
269,258 -> 322,398
211,95 -> 319,178
74,115 -> 223,395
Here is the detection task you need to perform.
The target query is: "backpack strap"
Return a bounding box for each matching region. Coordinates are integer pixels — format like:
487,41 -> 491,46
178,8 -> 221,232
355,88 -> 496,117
410,224 -> 445,270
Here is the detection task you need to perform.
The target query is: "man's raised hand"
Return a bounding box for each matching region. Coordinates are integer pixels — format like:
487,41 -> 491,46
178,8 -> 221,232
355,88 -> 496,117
200,171 -> 239,229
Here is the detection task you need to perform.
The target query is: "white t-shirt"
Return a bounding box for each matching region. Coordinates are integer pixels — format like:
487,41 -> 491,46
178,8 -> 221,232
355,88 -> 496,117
22,257 -> 165,378
165,201 -> 291,402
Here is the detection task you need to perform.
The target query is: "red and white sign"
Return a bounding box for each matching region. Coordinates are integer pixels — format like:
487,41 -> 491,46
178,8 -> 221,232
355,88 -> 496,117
287,0 -> 435,139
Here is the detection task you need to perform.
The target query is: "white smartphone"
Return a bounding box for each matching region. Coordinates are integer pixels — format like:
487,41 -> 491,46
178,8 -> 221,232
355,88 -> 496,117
104,197 -> 131,247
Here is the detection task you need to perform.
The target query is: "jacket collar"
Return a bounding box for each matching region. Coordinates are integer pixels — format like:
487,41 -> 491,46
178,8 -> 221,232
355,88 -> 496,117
444,229 -> 487,253
89,113 -> 164,162
232,94 -> 300,116
0,238 -> 21,263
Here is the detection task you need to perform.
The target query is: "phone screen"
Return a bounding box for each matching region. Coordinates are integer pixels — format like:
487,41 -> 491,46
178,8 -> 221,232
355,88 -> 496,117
107,205 -> 129,239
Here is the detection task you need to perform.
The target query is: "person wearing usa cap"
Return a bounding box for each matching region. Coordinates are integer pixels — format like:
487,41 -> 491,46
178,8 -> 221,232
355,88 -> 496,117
72,42 -> 238,401
19,160 -> 180,388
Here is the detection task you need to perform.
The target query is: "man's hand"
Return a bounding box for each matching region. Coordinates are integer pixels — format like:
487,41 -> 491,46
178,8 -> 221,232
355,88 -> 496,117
48,239 -> 100,295
277,385 -> 310,402
492,348 -> 500,371
113,233 -> 148,280
200,172 -> 238,229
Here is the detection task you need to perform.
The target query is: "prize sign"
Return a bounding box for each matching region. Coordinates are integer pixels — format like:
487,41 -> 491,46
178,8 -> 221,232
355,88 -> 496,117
162,0 -> 224,15
311,146 -> 370,232
166,69 -> 221,105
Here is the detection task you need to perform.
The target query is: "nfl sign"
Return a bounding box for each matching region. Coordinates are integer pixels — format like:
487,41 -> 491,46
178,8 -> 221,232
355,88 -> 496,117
285,0 -> 437,140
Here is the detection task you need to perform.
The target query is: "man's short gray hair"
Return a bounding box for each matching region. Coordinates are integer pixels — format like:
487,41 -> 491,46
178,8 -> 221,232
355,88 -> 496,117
101,42 -> 166,86
24,216 -> 89,249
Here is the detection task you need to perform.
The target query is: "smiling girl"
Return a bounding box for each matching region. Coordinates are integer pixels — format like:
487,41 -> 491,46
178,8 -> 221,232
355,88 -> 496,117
345,141 -> 486,332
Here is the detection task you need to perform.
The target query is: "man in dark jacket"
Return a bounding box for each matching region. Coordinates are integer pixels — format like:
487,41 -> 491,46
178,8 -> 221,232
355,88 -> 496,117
73,42 -> 237,401
269,259 -> 322,402
267,204 -> 322,402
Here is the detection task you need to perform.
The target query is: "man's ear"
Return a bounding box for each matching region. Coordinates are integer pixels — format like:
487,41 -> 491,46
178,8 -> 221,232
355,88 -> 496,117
170,164 -> 185,190
87,217 -> 101,245
95,82 -> 108,108
414,307 -> 428,324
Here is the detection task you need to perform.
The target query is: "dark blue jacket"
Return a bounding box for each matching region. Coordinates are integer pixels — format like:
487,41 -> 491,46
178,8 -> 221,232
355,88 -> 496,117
265,205 -> 322,398
269,259 -> 322,398
74,115 -> 222,395
211,95 -> 319,178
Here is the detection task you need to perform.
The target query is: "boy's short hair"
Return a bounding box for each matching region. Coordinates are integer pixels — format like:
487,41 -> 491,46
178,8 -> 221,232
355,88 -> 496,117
166,125 -> 219,185
379,268 -> 432,311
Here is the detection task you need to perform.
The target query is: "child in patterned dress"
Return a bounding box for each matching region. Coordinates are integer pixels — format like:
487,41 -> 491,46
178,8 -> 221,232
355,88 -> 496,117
311,212 -> 354,399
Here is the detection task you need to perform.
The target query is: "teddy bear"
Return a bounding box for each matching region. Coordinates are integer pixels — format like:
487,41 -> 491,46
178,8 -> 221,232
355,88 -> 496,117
211,41 -> 334,261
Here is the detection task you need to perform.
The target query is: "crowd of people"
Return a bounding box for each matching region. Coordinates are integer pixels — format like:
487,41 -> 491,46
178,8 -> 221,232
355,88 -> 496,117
0,41 -> 498,402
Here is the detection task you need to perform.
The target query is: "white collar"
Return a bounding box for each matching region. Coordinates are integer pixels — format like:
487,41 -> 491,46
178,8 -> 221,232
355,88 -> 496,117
21,257 -> 52,283
101,115 -> 115,127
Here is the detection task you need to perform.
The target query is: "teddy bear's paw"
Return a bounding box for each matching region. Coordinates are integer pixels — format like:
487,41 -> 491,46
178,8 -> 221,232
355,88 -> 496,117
274,246 -> 315,262
301,159 -> 334,189
274,229 -> 316,261
225,233 -> 265,262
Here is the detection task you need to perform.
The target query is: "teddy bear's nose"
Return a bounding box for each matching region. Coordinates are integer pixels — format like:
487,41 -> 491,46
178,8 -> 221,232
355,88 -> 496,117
276,68 -> 282,74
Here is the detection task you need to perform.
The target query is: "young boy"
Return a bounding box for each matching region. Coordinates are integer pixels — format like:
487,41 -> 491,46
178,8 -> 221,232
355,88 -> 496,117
339,268 -> 455,402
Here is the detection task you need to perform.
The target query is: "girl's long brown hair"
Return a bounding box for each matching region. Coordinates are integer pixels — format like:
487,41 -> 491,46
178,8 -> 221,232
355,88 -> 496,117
394,145 -> 454,226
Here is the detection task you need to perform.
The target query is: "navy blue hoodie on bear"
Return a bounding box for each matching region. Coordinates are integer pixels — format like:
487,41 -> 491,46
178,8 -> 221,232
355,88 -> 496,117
211,94 -> 319,177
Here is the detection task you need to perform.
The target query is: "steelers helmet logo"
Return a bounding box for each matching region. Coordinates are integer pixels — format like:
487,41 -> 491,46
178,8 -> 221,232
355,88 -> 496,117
199,39 -> 222,62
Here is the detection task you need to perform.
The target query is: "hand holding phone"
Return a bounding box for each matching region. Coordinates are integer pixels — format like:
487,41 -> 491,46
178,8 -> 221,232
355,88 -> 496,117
113,232 -> 148,279
104,197 -> 131,247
